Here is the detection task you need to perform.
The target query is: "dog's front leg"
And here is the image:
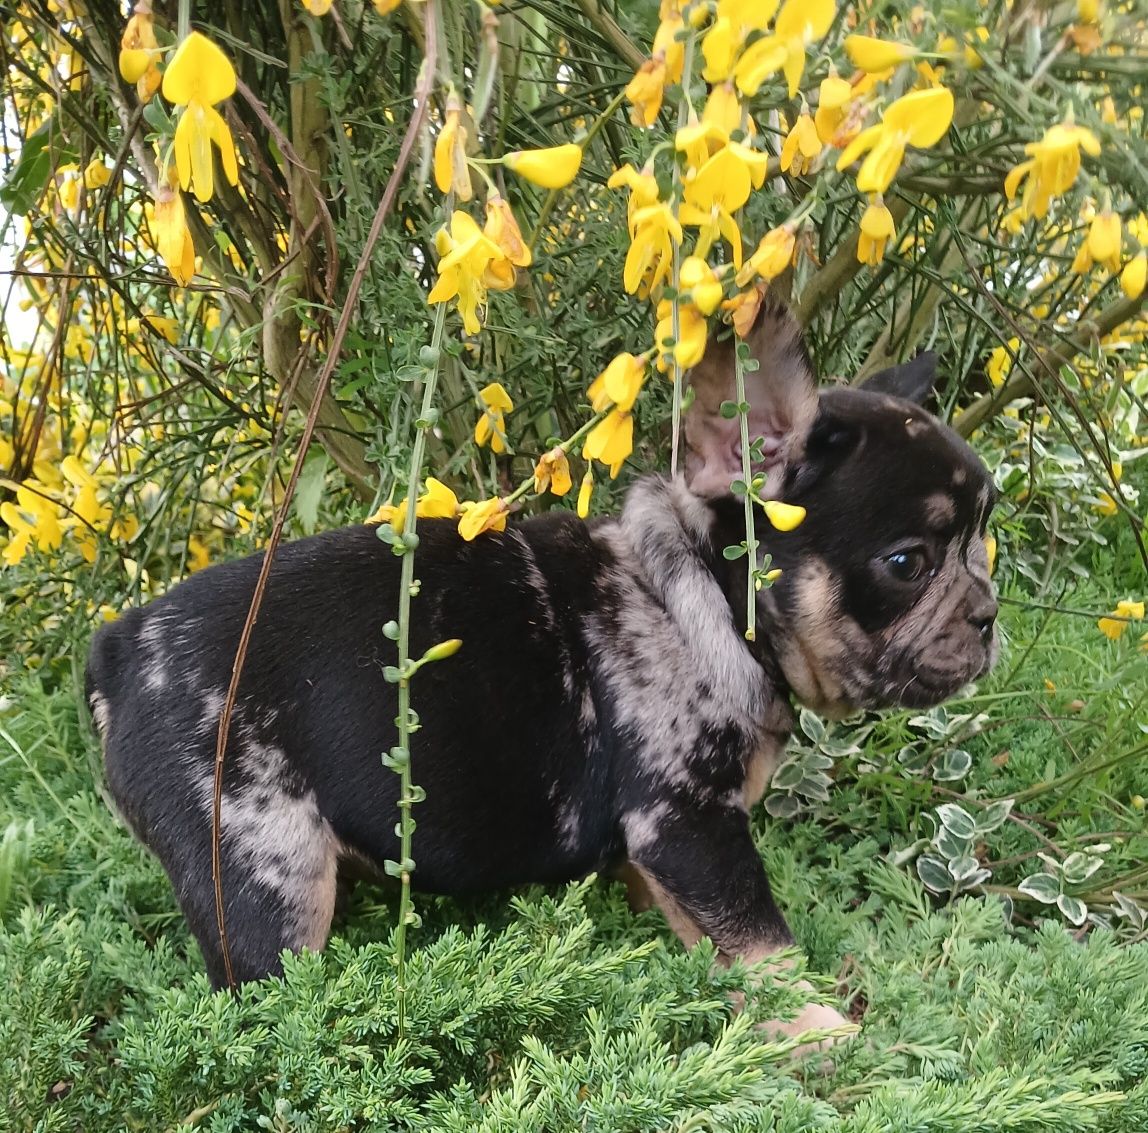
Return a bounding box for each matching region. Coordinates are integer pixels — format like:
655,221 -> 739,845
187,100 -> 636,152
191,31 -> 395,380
624,800 -> 855,1052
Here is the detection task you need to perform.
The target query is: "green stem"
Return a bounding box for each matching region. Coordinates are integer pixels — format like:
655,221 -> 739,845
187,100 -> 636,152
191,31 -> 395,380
734,344 -> 759,642
668,31 -> 695,478
177,0 -> 190,41
392,299 -> 448,1038
1008,742 -> 1148,805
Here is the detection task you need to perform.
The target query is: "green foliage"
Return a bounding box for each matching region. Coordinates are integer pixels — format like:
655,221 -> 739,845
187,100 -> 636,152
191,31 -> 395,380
1,587 -> 1147,1129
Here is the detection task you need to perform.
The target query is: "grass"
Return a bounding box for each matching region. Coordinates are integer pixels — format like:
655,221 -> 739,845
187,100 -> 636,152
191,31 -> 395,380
1,577 -> 1146,1131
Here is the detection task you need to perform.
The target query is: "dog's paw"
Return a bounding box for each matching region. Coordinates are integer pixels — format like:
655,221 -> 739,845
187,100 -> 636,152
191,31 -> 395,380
760,998 -> 859,1067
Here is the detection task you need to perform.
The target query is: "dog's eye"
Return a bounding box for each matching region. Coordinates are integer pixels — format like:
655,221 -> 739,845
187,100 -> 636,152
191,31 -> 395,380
883,548 -> 930,582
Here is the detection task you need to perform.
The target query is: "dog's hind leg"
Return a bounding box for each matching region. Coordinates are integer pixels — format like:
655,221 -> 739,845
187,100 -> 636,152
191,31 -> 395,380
146,784 -> 340,990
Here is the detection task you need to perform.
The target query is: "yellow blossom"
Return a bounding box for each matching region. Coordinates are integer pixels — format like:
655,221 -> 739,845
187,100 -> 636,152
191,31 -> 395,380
434,94 -> 472,200
483,195 -> 531,266
679,256 -> 724,315
1120,252 -> 1147,300
987,338 -> 1019,388
1098,599 -> 1144,641
626,58 -> 668,127
374,0 -> 402,13
780,113 -> 822,175
458,496 -> 509,541
734,0 -> 835,98
655,300 -> 708,371
721,285 -> 766,338
607,163 -> 661,226
588,352 -> 647,413
844,35 -> 916,73
762,499 -> 806,531
857,197 -> 895,265
1004,122 -> 1100,221
1093,491 -> 1118,517
675,121 -> 729,173
622,202 -> 682,296
984,535 -> 997,575
83,159 -> 111,190
836,86 -> 954,194
119,6 -> 162,100
303,0 -> 333,13
702,83 -> 742,135
503,144 -> 582,189
367,477 -> 462,533
152,187 -> 197,286
188,535 -> 211,572
474,381 -> 515,453
584,410 -> 634,471
1087,210 -> 1121,272
162,32 -> 240,203
428,210 -> 513,334
533,448 -> 573,496
736,225 -> 795,286
577,470 -> 594,518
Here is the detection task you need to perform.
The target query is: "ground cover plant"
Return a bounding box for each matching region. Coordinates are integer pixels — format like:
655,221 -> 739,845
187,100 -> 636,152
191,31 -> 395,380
2,0 -> 1147,1128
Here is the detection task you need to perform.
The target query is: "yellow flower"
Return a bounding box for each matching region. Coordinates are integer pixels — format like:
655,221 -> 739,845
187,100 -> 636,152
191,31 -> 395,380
152,187 -> 197,286
83,159 -> 111,190
780,113 -> 822,175
857,197 -> 895,265
984,535 -> 997,575
188,535 -> 211,572
675,120 -> 729,173
584,410 -> 634,471
679,256 -> 724,315
503,144 -> 582,189
577,470 -> 594,518
458,496 -> 508,541
162,32 -> 240,203
1121,252 -> 1147,300
474,382 -> 515,453
987,338 -> 1019,388
762,500 -> 806,530
736,225 -> 795,286
734,0 -> 834,98
1071,236 -> 1093,276
626,58 -> 668,127
1078,0 -> 1100,22
1093,490 -> 1118,517
836,87 -> 955,194
533,448 -> 573,496
1098,599 -> 1144,641
655,300 -> 708,371
119,7 -> 162,100
483,195 -> 531,267
1087,209 -> 1122,272
303,0 -> 333,12
1004,123 -> 1100,221
844,35 -> 916,73
623,203 -> 683,296
434,94 -> 472,200
367,478 -> 461,533
721,285 -> 766,338
374,0 -> 402,12
608,163 -> 661,230
428,210 -> 512,334
702,83 -> 742,135
588,352 -> 647,413
814,72 -> 853,145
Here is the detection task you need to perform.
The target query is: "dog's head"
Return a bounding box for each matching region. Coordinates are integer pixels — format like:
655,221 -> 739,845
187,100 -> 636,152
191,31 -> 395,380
685,300 -> 998,717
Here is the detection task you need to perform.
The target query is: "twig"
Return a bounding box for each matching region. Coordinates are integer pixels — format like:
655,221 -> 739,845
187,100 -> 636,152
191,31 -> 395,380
209,14 -> 437,991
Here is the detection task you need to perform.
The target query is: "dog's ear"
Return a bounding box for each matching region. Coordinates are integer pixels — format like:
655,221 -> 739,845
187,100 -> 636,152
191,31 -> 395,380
861,351 -> 937,405
684,299 -> 818,498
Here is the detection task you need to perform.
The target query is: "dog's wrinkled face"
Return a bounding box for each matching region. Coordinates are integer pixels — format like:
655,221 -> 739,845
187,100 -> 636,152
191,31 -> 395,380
685,301 -> 998,718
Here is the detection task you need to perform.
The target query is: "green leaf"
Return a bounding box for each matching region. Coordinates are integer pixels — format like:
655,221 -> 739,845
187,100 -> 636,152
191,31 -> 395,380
934,748 -> 972,781
1018,872 -> 1061,904
976,798 -> 1014,833
719,400 -> 740,419
722,543 -> 747,560
293,450 -> 330,535
916,854 -> 952,894
1057,893 -> 1088,926
0,118 -> 57,215
936,803 -> 976,841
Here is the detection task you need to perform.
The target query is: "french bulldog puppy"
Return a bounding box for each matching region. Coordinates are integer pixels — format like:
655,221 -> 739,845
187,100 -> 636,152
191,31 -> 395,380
86,303 -> 998,1041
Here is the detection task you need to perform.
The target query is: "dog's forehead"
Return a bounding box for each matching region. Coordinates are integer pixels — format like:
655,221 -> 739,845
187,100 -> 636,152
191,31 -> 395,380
818,387 -> 996,526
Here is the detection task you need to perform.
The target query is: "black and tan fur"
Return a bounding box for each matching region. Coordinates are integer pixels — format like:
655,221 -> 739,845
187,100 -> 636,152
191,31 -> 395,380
86,304 -> 997,1043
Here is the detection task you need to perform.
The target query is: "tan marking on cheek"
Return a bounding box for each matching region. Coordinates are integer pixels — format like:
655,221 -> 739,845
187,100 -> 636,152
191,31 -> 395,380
925,492 -> 957,526
613,860 -> 655,914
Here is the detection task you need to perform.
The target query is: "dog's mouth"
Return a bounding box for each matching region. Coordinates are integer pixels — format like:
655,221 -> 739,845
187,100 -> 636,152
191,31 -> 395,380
873,646 -> 997,709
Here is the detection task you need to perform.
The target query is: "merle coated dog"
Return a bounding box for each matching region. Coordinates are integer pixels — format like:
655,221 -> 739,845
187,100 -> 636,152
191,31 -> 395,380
86,303 -> 998,1041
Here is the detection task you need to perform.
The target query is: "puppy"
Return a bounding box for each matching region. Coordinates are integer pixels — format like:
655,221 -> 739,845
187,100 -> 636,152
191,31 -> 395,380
86,303 -> 997,1037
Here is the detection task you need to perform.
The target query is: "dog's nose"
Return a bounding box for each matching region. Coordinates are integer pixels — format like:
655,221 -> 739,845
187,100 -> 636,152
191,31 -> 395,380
968,600 -> 998,642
